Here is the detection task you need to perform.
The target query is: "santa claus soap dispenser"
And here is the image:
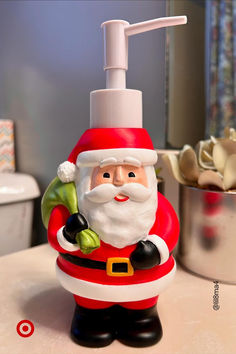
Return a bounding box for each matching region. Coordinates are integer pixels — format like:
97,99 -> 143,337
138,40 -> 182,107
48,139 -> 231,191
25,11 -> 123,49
42,16 -> 187,348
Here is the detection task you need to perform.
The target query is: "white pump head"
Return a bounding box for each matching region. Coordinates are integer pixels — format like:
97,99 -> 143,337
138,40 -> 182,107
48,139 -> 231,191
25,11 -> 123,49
90,16 -> 187,128
102,16 -> 187,89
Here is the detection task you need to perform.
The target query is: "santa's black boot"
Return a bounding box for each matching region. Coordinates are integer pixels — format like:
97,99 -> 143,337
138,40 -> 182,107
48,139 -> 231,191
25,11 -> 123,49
70,304 -> 116,347
116,305 -> 162,347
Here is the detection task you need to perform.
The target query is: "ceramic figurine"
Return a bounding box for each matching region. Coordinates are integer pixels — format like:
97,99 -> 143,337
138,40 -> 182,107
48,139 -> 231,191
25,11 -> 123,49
42,16 -> 187,348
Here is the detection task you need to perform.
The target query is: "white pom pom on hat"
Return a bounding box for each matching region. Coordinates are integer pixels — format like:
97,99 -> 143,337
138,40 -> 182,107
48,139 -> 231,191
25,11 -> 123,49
57,161 -> 76,183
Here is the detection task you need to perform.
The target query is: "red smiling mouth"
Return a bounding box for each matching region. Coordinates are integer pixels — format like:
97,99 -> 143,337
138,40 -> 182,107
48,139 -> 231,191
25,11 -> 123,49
114,194 -> 129,202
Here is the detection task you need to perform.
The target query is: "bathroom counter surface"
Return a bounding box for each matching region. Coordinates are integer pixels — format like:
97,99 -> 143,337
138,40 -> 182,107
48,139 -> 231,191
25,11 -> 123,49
0,244 -> 235,354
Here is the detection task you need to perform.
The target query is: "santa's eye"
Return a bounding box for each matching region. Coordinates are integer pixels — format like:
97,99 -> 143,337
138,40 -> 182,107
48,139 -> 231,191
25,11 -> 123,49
128,172 -> 136,178
103,172 -> 110,178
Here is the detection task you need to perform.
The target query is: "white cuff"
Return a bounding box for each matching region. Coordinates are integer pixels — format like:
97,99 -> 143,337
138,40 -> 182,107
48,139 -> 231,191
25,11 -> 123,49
144,235 -> 169,265
57,226 -> 80,252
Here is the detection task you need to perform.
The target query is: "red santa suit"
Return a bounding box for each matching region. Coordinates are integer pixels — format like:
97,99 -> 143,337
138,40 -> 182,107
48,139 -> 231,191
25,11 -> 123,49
48,192 -> 178,309
47,127 -> 179,310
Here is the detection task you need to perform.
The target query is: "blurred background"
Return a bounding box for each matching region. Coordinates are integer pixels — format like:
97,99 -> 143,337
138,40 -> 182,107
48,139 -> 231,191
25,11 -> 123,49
0,0 -> 235,249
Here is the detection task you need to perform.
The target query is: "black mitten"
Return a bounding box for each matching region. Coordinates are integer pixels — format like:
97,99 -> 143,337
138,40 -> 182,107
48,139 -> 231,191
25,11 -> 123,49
130,240 -> 161,270
63,213 -> 88,244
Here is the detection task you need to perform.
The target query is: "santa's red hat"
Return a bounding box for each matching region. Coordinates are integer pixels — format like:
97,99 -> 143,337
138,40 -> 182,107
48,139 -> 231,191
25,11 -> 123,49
57,127 -> 157,183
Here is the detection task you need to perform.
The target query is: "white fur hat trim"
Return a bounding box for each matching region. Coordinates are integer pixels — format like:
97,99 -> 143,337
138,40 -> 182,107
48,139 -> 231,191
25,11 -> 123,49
57,161 -> 76,183
76,148 -> 157,167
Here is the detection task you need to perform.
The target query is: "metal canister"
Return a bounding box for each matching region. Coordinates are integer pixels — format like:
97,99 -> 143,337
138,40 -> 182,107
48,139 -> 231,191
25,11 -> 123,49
178,184 -> 236,284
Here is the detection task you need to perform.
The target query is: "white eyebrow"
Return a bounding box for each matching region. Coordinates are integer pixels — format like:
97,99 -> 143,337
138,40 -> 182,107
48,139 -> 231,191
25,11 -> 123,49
123,157 -> 141,167
100,157 -> 118,168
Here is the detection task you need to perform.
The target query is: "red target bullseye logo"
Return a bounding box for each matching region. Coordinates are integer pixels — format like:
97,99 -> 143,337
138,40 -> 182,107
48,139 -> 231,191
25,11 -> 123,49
16,320 -> 34,337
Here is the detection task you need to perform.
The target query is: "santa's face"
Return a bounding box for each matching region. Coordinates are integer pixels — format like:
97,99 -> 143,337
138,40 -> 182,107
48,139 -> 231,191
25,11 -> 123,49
91,165 -> 148,202
76,164 -> 157,248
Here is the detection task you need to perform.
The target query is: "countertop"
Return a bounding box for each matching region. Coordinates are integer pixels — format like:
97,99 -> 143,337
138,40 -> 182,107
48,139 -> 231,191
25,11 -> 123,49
0,244 -> 235,354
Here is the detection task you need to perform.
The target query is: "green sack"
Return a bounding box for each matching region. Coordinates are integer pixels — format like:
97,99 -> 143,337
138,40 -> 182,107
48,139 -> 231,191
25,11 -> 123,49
41,176 -> 100,254
41,177 -> 78,229
76,229 -> 100,254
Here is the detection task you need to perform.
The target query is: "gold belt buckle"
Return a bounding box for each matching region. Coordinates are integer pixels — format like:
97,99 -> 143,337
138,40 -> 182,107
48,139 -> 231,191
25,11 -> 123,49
106,257 -> 134,277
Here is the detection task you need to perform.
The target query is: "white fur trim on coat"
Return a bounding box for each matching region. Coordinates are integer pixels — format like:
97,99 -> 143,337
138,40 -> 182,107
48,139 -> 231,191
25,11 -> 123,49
144,235 -> 170,265
76,148 -> 157,167
57,226 -> 80,252
56,261 -> 176,302
57,161 -> 76,183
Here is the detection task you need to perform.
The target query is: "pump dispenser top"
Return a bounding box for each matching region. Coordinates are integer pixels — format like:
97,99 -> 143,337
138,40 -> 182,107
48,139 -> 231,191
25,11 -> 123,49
90,16 -> 187,129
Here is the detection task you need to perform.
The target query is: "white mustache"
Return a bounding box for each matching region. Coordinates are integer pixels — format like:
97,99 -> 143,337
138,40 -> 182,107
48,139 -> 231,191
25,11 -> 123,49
85,183 -> 152,203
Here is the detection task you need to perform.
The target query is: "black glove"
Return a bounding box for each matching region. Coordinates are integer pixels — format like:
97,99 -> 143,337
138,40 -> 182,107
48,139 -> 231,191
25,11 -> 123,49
63,213 -> 88,244
130,240 -> 161,270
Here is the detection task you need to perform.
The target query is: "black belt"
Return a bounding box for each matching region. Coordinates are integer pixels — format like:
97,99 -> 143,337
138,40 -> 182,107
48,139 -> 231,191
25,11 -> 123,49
60,253 -> 134,276
60,253 -> 107,270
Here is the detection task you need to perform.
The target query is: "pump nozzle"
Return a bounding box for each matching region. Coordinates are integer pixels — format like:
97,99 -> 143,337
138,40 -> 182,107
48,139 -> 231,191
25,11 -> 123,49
125,16 -> 187,36
101,16 -> 187,89
90,15 -> 187,129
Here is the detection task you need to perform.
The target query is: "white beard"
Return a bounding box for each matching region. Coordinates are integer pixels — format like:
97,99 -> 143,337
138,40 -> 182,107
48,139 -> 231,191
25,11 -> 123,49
75,166 -> 157,249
